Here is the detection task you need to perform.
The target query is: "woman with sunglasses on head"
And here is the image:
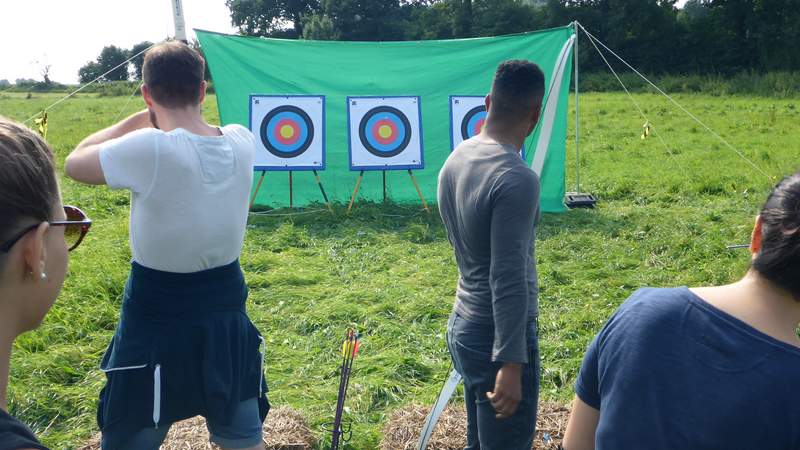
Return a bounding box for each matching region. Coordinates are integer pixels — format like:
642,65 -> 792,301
0,117 -> 91,450
562,171 -> 800,450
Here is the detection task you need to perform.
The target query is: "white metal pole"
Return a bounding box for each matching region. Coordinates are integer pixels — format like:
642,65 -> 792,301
574,21 -> 581,192
171,0 -> 188,42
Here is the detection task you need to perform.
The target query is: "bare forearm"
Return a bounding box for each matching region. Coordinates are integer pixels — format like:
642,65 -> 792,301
66,110 -> 153,184
73,110 -> 152,153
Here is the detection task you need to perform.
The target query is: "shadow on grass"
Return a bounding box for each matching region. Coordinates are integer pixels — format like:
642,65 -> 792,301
248,200 -> 630,247
248,201 -> 447,244
538,207 -> 630,241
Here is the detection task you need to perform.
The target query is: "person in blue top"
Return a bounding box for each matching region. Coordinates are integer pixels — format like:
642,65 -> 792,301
562,171 -> 800,450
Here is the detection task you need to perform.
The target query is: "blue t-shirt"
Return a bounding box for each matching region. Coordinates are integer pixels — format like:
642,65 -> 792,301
576,287 -> 800,449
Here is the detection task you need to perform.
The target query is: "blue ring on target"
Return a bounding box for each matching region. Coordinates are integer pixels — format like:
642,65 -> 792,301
461,105 -> 487,140
259,105 -> 314,158
358,106 -> 412,158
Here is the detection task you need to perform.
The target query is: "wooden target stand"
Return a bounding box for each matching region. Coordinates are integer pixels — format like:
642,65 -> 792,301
346,169 -> 429,213
249,169 -> 334,213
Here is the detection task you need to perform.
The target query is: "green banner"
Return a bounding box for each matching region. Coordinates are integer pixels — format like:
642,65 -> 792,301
197,26 -> 574,212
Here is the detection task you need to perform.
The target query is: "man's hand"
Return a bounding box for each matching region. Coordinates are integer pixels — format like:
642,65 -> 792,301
129,109 -> 156,131
486,362 -> 522,419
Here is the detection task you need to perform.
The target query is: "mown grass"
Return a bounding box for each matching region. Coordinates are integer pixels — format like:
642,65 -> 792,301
0,90 -> 798,449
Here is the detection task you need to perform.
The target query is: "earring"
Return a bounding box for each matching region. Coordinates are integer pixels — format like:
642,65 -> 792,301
40,272 -> 47,281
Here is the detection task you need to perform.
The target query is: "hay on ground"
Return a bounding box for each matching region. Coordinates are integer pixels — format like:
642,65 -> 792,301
380,401 -> 570,450
78,406 -> 315,450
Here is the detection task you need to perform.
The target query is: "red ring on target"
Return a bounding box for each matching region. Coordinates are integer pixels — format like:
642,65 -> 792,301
371,119 -> 398,145
274,119 -> 301,145
472,118 -> 485,137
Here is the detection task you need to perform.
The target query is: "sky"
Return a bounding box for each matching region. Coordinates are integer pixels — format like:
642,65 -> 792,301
0,0 -> 236,84
0,0 -> 689,85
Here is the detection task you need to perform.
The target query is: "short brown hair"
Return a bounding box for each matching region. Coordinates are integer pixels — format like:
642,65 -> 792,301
489,60 -> 546,121
143,41 -> 205,108
0,117 -> 58,249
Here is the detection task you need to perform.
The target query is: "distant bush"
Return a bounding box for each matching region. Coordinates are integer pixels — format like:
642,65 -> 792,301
90,82 -> 143,97
4,72 -> 795,98
4,81 -> 69,93
579,71 -> 800,98
69,80 -> 215,97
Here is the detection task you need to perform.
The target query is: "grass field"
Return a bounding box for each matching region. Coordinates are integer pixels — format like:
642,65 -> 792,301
1,90 -> 798,449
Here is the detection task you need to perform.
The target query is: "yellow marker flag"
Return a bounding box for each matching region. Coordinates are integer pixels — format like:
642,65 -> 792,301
34,111 -> 48,139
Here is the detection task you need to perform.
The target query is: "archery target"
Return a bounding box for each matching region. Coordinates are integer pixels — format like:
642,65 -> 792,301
461,105 -> 487,141
450,96 -> 486,149
249,95 -> 325,170
262,106 -> 312,158
348,96 -> 423,170
359,106 -> 411,158
450,96 -> 525,158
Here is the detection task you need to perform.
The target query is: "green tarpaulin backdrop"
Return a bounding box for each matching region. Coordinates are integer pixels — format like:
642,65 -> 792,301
197,26 -> 574,212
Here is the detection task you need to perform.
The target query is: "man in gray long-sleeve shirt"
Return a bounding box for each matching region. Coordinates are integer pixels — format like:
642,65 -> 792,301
438,60 -> 544,450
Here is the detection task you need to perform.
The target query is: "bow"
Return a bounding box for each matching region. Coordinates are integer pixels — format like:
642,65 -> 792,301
417,368 -> 462,450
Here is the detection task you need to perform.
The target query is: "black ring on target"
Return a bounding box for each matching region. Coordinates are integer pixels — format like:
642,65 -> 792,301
358,106 -> 412,158
259,105 -> 314,158
460,105 -> 487,141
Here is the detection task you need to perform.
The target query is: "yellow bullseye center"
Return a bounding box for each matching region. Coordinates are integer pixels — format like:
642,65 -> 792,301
279,125 -> 295,139
378,125 -> 393,139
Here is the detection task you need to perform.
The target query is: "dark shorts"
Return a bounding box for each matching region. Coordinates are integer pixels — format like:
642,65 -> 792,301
446,312 -> 540,450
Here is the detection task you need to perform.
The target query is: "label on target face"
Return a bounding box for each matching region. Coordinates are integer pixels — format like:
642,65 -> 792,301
347,96 -> 424,171
249,95 -> 325,171
450,96 -> 525,158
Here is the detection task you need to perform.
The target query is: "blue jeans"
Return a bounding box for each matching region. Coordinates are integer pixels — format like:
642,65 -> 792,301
103,397 -> 263,450
447,312 -> 540,450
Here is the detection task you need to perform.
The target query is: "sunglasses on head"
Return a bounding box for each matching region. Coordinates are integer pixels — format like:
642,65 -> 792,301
0,205 -> 92,253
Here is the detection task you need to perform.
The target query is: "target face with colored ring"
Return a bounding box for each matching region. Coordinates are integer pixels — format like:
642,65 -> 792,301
348,96 -> 424,171
260,105 -> 314,158
460,105 -> 487,140
358,106 -> 412,158
249,95 -> 325,171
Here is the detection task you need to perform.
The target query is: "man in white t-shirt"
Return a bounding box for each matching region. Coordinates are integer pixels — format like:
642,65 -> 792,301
65,42 -> 267,450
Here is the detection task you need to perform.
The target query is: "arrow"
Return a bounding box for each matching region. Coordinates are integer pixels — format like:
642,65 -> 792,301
331,329 -> 360,450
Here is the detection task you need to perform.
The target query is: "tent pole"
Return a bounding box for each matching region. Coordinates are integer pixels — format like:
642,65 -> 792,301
574,20 -> 581,193
170,0 -> 188,43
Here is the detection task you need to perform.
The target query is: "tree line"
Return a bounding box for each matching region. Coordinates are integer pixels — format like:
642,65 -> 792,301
77,42 -> 154,84
226,0 -> 800,75
75,41 -> 215,85
61,0 -> 798,85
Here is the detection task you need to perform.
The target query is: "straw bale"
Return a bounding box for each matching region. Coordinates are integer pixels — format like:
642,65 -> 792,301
380,402 -> 570,450
78,406 -> 315,450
